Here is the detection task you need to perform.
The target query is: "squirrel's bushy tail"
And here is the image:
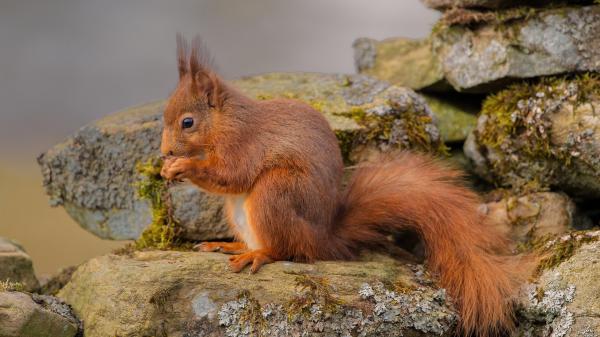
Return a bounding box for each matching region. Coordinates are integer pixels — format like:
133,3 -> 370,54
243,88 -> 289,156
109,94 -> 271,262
335,152 -> 526,336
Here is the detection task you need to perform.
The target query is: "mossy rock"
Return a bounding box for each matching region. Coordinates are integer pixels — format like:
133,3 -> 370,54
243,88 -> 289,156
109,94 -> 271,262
58,251 -> 456,337
421,93 -> 478,143
38,72 -> 444,241
431,5 -> 600,92
464,74 -> 600,198
516,234 -> 600,337
353,37 -> 448,92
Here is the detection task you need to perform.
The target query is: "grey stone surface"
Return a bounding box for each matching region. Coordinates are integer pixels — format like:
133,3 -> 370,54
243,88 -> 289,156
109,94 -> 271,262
516,235 -> 600,337
0,237 -> 39,291
0,291 -> 79,337
432,5 -> 600,92
38,72 -> 443,241
356,6 -> 600,93
58,251 -> 456,337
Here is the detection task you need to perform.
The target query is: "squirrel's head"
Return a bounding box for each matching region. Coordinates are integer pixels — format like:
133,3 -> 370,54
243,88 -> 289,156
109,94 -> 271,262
161,35 -> 227,158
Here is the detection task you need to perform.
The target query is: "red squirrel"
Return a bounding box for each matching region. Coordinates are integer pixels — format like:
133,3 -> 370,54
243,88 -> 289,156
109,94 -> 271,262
160,36 -> 526,336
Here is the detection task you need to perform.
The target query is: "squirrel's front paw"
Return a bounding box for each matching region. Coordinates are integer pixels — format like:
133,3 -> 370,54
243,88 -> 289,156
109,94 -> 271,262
160,157 -> 197,181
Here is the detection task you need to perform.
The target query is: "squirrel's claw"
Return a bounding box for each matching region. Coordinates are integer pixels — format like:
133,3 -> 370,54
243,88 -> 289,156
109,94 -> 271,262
228,250 -> 273,273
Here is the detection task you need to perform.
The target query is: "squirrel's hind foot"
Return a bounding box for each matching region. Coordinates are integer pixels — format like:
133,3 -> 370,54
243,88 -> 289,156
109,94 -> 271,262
228,249 -> 273,273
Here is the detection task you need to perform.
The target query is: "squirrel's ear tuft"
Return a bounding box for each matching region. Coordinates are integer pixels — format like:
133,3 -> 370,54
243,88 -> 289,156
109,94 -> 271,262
188,36 -> 225,110
176,33 -> 189,79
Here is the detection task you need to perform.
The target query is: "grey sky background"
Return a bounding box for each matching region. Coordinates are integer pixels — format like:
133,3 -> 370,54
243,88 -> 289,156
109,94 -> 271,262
0,0 -> 439,162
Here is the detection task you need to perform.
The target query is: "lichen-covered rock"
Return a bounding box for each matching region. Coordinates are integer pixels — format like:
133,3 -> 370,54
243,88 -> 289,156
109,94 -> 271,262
464,75 -> 600,198
38,72 -> 443,241
482,192 -> 581,248
0,237 -> 39,291
432,5 -> 600,92
516,236 -> 600,337
353,37 -> 447,91
0,291 -> 80,337
421,0 -> 585,10
58,251 -> 456,337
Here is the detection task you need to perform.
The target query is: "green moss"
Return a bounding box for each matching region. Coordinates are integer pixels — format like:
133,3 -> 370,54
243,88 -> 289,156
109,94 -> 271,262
339,105 -> 448,160
0,280 -> 25,292
400,108 -> 450,156
521,231 -> 599,277
477,73 -> 600,192
287,274 -> 342,319
335,129 -> 359,164
134,158 -> 186,250
237,290 -> 268,336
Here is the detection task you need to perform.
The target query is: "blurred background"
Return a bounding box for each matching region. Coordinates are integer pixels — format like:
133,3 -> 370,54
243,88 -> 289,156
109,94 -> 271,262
0,0 -> 439,276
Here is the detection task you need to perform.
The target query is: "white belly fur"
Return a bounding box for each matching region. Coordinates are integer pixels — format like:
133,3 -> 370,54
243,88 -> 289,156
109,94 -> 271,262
227,194 -> 261,250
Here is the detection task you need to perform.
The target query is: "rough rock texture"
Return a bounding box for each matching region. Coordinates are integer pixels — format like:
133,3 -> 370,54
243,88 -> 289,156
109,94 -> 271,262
352,37 -> 479,143
356,6 -> 600,93
0,291 -> 79,337
464,75 -> 600,197
58,251 -> 456,337
38,266 -> 77,296
432,5 -> 600,92
421,94 -> 478,143
516,237 -> 600,337
422,0 -> 586,10
482,192 -> 578,248
0,237 -> 39,291
38,72 -> 443,241
353,37 -> 447,91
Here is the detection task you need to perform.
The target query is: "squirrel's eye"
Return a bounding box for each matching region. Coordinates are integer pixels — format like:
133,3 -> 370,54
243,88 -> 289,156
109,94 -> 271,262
182,117 -> 194,129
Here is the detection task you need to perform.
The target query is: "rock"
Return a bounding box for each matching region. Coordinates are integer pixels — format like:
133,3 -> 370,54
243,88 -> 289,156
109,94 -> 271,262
421,94 -> 478,143
353,37 -> 448,91
352,37 -> 479,143
432,5 -> 600,92
58,251 -> 456,337
38,72 -> 443,241
516,234 -> 600,337
464,75 -> 600,198
482,192 -> 580,248
0,291 -> 79,337
0,237 -> 39,291
38,266 -> 77,296
421,0 -> 583,10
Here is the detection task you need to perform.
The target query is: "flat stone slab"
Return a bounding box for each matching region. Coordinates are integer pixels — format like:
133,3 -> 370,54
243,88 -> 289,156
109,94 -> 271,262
58,251 -> 456,337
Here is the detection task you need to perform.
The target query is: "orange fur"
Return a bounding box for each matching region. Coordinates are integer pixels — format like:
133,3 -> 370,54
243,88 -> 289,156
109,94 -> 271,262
160,35 -> 529,336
